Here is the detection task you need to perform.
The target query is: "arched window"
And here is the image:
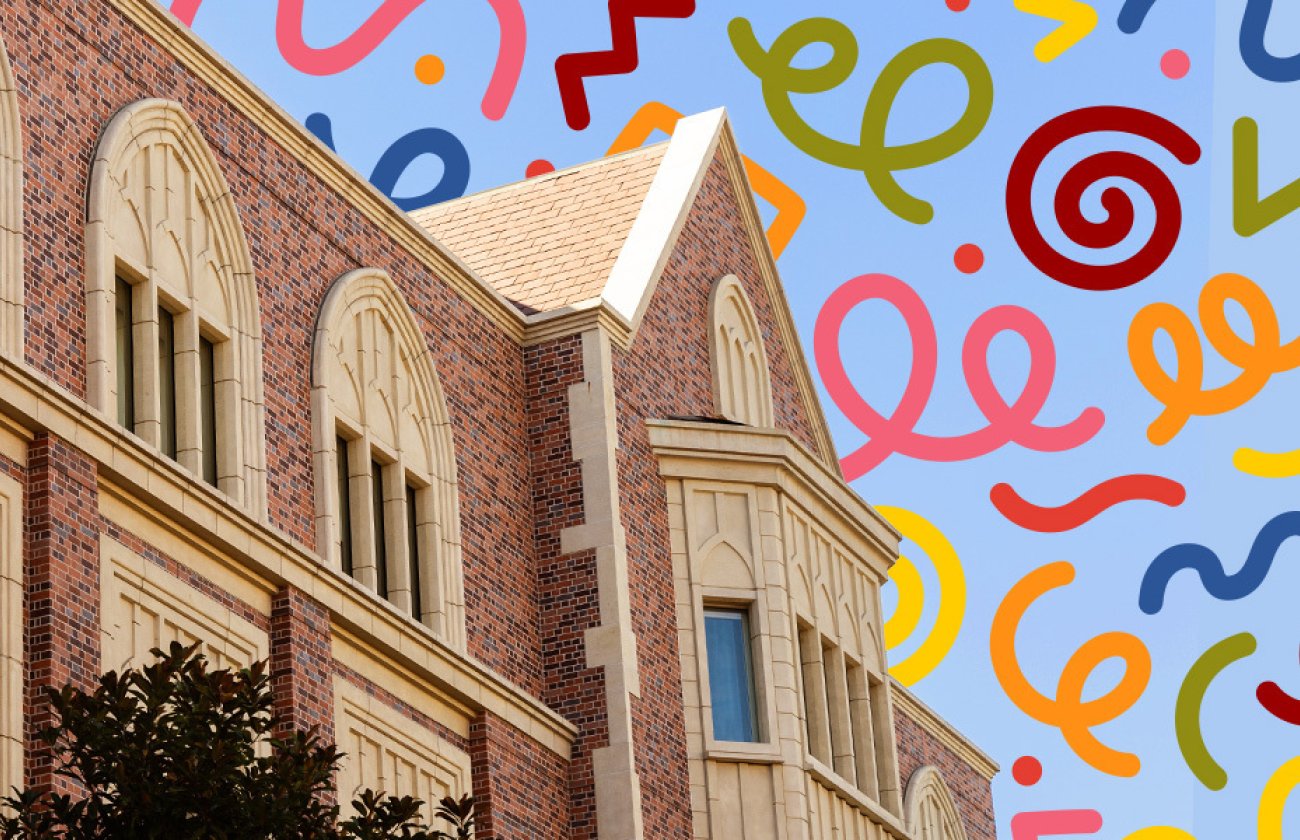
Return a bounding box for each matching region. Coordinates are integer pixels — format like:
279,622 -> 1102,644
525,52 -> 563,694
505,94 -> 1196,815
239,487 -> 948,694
311,269 -> 464,649
0,35 -> 23,359
709,274 -> 773,427
904,766 -> 969,840
85,100 -> 266,514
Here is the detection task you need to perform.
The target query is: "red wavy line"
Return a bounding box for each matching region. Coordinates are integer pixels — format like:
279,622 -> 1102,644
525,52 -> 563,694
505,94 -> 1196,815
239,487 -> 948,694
554,0 -> 696,130
1259,677 -> 1300,725
991,474 -> 1186,533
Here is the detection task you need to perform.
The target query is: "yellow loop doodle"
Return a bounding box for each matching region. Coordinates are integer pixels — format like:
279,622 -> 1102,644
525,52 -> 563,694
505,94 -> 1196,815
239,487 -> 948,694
1258,755 -> 1300,840
990,562 -> 1152,777
876,506 -> 965,687
1124,829 -> 1196,840
1129,273 -> 1300,445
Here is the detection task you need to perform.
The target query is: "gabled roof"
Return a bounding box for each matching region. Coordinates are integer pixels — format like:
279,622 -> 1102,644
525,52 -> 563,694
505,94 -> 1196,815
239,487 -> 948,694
410,143 -> 668,315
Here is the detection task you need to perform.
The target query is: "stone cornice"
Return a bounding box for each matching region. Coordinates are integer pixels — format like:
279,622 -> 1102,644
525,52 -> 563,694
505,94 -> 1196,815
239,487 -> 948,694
890,679 -> 999,781
0,356 -> 575,757
646,419 -> 900,580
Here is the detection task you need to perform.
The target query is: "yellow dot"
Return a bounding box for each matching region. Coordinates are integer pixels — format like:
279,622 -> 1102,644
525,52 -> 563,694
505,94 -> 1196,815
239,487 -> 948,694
414,54 -> 445,85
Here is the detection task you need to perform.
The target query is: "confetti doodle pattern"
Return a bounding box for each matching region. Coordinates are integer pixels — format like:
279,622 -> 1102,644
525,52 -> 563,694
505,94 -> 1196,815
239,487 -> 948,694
992,562 -> 1151,777
990,475 -> 1186,532
554,0 -> 696,130
1139,511 -> 1300,615
1175,632 -> 1256,790
729,17 -> 993,224
815,273 -> 1103,479
1006,106 -> 1201,291
1130,273 -> 1300,444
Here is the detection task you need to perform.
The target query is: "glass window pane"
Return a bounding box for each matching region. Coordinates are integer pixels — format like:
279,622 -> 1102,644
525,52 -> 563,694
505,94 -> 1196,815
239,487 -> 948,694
114,276 -> 135,431
157,306 -> 177,460
704,609 -> 758,742
199,337 -> 217,486
407,483 -> 422,621
371,459 -> 388,597
336,436 -> 353,577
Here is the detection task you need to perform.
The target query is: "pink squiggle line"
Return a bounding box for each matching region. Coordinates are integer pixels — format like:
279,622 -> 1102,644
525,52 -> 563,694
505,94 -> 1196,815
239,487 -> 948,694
1011,810 -> 1103,840
169,0 -> 525,120
813,274 -> 1104,480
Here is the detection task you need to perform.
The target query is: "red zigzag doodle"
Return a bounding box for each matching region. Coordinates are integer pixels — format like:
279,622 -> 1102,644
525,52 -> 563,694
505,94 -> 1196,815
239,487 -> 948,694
554,0 -> 696,130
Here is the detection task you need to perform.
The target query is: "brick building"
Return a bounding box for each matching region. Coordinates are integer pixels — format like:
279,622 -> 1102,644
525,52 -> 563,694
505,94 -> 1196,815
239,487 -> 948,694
0,1 -> 998,837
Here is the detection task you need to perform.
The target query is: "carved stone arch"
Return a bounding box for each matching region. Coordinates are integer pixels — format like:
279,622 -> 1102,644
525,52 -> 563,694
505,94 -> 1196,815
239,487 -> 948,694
0,35 -> 22,359
904,766 -> 969,840
709,274 -> 774,427
85,99 -> 266,513
311,268 -> 465,649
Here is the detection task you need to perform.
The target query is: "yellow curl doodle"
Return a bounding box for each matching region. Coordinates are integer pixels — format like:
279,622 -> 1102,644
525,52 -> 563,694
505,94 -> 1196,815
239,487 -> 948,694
991,562 -> 1152,777
876,506 -> 965,687
1129,272 -> 1300,446
1259,756 -> 1300,840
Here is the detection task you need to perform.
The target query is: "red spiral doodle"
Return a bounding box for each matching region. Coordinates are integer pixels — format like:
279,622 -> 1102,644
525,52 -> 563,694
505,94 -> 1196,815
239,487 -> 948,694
1006,106 -> 1201,291
991,474 -> 1186,532
1258,648 -> 1300,725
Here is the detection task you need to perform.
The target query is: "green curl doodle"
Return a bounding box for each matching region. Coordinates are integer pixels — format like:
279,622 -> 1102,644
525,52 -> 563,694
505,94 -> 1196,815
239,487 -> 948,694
728,16 -> 994,224
1175,632 -> 1256,791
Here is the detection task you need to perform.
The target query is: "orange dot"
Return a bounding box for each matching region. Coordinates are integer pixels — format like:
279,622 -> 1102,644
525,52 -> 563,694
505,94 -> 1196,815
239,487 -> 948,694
414,54 -> 445,85
954,243 -> 984,274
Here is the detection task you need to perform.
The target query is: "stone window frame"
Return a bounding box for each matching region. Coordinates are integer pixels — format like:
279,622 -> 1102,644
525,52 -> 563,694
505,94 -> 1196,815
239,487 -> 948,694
903,765 -> 969,840
310,268 -> 465,650
0,470 -> 20,796
85,99 -> 267,515
708,274 -> 774,427
0,35 -> 22,360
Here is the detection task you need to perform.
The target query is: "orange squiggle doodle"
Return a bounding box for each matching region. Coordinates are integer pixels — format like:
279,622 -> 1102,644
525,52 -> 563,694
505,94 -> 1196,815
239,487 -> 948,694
991,562 -> 1151,777
1129,272 -> 1300,445
607,102 -> 805,257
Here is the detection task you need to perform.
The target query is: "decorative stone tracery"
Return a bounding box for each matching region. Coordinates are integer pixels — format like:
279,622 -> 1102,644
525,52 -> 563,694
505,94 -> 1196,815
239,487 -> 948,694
709,274 -> 774,427
904,765 -> 969,840
0,35 -> 23,359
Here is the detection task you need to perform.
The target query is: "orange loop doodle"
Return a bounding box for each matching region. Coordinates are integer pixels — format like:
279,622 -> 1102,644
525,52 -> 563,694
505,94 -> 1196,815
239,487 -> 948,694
991,562 -> 1151,777
1129,272 -> 1300,445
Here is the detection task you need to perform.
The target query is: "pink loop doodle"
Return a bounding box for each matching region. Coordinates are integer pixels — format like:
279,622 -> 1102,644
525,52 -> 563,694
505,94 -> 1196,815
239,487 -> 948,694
814,274 -> 1104,480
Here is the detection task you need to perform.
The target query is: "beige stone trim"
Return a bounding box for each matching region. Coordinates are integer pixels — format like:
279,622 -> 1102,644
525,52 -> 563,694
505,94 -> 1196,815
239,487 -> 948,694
903,765 -> 969,840
647,419 -> 898,576
0,355 -> 575,759
0,471 -> 21,797
86,98 -> 267,515
709,275 -> 774,427
0,414 -> 26,467
561,327 -> 643,840
890,680 -> 999,781
521,300 -> 631,348
99,534 -> 270,673
95,0 -> 526,343
334,676 -> 473,819
0,34 -> 21,361
311,268 -> 465,648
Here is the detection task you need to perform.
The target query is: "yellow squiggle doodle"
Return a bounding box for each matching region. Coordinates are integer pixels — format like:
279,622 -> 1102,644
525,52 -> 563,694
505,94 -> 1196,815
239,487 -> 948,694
1233,445 -> 1300,478
1130,273 -> 1300,445
1124,828 -> 1196,840
1259,755 -> 1300,840
876,506 -> 965,687
1013,0 -> 1099,62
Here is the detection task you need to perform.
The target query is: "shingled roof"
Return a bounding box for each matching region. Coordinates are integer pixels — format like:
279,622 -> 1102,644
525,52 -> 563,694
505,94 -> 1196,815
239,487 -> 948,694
410,143 -> 669,315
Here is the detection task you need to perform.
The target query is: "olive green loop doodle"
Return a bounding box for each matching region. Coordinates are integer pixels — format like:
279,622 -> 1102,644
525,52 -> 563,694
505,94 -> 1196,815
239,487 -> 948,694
729,16 -> 994,224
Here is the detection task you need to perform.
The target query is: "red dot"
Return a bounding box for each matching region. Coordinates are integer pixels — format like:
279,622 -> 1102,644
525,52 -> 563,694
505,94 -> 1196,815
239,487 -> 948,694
525,159 -> 555,178
1012,756 -> 1043,786
1161,49 -> 1190,80
946,0 -> 970,10
954,243 -> 984,274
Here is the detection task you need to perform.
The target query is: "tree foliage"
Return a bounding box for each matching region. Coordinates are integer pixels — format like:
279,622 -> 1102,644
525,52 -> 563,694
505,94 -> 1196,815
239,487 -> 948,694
0,642 -> 473,840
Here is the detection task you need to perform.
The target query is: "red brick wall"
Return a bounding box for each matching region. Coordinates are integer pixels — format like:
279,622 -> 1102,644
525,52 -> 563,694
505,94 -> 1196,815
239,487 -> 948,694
270,586 -> 334,742
525,334 -> 602,838
893,707 -> 997,840
469,711 -> 570,840
23,432 -> 100,794
3,0 -> 544,694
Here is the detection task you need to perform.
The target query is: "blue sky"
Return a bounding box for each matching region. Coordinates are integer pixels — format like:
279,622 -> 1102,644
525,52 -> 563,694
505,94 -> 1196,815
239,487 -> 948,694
176,1 -> 1297,835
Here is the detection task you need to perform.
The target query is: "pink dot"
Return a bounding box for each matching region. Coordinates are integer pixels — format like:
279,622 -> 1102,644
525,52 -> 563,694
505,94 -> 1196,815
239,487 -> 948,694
1012,756 -> 1043,786
954,243 -> 984,274
525,159 -> 555,178
946,0 -> 970,9
1161,49 -> 1190,80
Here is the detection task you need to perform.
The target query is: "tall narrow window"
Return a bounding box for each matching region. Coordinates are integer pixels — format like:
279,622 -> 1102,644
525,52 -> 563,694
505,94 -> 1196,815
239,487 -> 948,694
406,483 -> 422,621
199,337 -> 217,486
114,276 -> 136,431
336,437 -> 353,577
157,305 -> 177,460
868,676 -> 895,803
798,623 -> 831,763
371,459 -> 388,598
704,609 -> 758,742
824,644 -> 855,784
847,660 -> 880,799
